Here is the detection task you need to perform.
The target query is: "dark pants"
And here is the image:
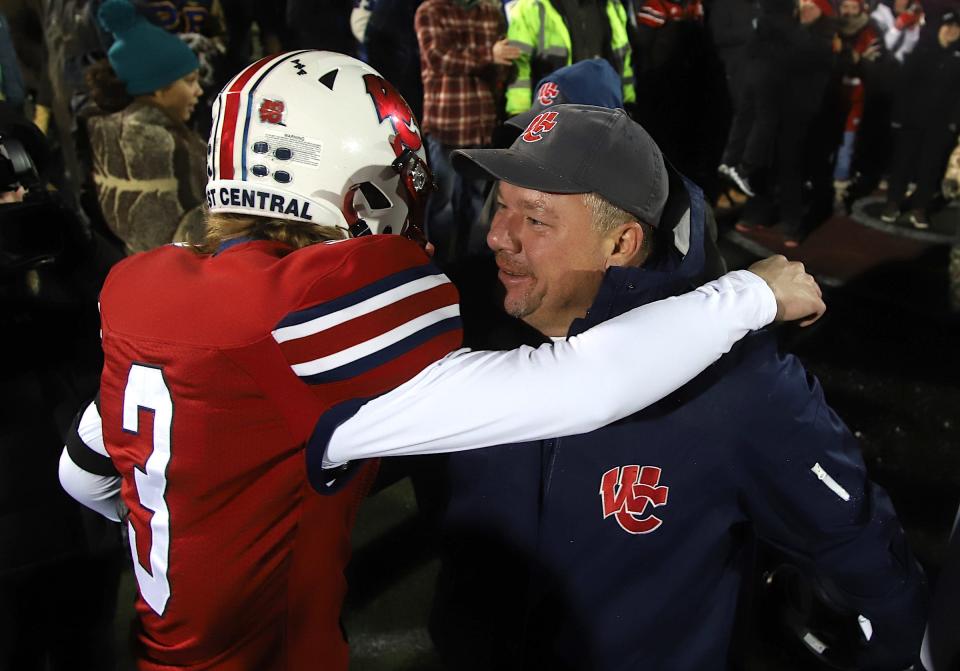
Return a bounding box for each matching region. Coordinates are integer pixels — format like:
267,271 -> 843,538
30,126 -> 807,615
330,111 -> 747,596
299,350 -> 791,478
719,47 -> 750,107
742,90 -> 824,235
849,62 -> 899,194
721,62 -> 779,174
634,22 -> 726,198
887,124 -> 957,214
425,135 -> 486,267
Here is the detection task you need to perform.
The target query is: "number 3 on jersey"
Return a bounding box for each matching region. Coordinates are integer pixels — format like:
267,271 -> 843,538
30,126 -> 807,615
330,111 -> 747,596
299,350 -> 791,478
123,364 -> 173,616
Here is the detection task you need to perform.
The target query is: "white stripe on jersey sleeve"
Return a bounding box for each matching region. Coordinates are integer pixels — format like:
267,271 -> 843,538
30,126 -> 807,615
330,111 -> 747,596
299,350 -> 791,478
79,400 -> 109,457
291,304 -> 460,376
272,273 -> 450,344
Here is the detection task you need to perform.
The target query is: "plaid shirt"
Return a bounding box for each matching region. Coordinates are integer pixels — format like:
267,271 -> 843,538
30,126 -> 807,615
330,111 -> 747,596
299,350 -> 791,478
415,0 -> 506,147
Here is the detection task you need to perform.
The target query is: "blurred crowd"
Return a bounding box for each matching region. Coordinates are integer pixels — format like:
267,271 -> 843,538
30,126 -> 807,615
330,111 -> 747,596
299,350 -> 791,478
0,0 -> 955,258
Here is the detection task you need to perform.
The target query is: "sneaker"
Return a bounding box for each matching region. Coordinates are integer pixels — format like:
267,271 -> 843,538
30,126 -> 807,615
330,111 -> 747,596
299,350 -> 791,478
880,203 -> 900,223
727,165 -> 755,197
907,210 -> 930,230
833,179 -> 851,202
718,163 -> 732,178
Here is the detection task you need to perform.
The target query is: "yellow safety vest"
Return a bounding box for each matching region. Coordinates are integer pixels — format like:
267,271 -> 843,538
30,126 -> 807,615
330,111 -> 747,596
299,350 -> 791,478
505,0 -> 635,115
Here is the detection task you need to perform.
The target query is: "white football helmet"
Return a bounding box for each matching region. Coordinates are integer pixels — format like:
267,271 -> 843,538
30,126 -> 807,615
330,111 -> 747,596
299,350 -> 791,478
206,50 -> 433,241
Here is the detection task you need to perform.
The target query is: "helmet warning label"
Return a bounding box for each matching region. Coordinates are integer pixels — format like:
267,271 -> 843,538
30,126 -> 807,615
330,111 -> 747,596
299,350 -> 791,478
254,132 -> 323,169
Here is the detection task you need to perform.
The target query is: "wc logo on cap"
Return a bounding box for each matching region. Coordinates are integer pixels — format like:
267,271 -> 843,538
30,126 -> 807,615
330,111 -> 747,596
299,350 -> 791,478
522,111 -> 559,143
537,82 -> 560,106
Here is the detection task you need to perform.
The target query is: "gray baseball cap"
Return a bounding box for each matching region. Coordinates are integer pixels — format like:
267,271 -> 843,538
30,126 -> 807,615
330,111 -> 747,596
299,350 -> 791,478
453,104 -> 668,227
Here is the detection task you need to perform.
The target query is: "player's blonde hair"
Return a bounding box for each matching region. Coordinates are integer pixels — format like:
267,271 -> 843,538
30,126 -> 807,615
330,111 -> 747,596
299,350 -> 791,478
202,212 -> 346,253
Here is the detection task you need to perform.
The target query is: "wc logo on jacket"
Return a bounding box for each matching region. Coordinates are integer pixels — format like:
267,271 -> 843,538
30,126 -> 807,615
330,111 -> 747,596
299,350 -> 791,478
521,111 -> 559,143
599,465 -> 669,534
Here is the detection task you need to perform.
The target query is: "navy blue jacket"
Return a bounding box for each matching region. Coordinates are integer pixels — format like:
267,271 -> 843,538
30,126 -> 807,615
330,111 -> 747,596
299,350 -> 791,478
434,178 -> 927,671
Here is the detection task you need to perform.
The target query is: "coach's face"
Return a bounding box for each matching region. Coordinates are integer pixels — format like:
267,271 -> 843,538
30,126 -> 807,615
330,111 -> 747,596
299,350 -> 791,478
487,181 -> 612,337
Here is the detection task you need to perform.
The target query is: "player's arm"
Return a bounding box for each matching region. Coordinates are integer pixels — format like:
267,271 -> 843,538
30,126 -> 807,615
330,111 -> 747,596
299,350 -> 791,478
737,347 -> 926,669
323,259 -> 822,465
58,397 -> 125,522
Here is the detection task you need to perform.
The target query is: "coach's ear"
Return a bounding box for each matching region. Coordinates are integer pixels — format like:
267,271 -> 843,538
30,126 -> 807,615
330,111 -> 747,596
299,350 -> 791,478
604,221 -> 644,268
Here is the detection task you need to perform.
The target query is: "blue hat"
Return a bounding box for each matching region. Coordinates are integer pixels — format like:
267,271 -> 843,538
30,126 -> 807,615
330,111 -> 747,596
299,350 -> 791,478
456,105 -> 669,227
98,0 -> 199,96
506,59 -> 624,131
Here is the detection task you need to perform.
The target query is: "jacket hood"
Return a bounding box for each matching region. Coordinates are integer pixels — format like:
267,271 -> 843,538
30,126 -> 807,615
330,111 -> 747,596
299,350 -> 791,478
568,167 -> 726,337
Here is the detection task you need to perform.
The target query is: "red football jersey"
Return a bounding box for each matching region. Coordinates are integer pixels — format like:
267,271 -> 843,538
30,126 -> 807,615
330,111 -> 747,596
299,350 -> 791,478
97,236 -> 462,670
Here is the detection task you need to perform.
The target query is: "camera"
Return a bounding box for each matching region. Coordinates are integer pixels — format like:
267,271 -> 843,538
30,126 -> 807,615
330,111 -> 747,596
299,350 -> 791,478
0,111 -> 84,277
0,132 -> 41,194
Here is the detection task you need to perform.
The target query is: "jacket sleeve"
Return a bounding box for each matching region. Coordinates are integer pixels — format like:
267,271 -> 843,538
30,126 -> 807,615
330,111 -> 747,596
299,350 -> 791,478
415,3 -> 494,76
505,0 -> 537,115
857,26 -> 891,82
783,19 -> 835,74
737,346 -> 927,670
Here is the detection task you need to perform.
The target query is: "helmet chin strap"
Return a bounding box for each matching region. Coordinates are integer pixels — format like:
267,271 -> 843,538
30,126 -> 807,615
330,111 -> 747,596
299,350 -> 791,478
392,148 -> 436,248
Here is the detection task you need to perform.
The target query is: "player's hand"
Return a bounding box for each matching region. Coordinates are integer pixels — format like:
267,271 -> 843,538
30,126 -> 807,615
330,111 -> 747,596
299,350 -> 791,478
492,38 -> 522,65
748,255 -> 825,326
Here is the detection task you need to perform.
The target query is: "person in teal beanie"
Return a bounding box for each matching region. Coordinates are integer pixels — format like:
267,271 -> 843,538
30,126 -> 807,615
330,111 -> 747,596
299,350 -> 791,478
81,0 -> 206,254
